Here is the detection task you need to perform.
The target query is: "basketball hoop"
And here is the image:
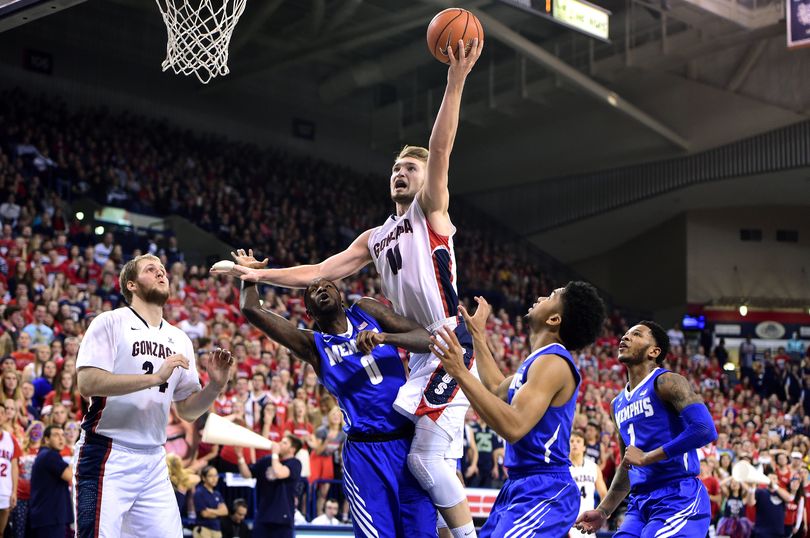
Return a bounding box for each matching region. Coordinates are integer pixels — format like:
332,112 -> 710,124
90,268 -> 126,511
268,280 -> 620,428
155,0 -> 247,84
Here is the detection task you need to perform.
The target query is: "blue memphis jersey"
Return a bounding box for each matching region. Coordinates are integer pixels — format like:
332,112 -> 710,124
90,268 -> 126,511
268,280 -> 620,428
314,304 -> 413,436
612,368 -> 700,490
505,343 -> 580,473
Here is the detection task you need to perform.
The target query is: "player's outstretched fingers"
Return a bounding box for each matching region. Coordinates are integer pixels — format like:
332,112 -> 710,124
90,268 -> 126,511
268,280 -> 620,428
439,326 -> 460,348
474,295 -> 491,312
156,354 -> 188,382
167,354 -> 190,369
429,335 -> 447,357
212,348 -> 233,365
458,304 -> 472,324
471,37 -> 483,58
447,39 -> 456,63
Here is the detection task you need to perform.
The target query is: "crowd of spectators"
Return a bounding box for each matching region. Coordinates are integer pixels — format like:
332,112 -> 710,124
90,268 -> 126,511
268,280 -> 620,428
0,87 -> 809,537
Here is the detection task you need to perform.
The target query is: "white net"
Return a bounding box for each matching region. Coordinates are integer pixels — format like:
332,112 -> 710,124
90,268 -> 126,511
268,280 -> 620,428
155,0 -> 248,84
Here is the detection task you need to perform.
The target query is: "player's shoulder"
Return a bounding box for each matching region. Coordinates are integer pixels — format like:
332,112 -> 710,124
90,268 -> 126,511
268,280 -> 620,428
162,320 -> 192,340
526,349 -> 574,376
88,308 -> 128,328
354,296 -> 384,314
653,369 -> 684,391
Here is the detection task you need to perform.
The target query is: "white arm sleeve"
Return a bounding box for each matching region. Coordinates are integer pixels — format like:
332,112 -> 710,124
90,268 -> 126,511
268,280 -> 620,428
76,312 -> 116,372
173,336 -> 201,402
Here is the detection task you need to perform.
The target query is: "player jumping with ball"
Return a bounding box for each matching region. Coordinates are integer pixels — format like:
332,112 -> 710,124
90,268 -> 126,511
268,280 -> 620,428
214,38 -> 483,537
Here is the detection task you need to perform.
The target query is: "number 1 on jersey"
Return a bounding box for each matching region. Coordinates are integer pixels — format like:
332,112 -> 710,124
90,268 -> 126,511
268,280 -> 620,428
386,244 -> 402,275
628,423 -> 636,446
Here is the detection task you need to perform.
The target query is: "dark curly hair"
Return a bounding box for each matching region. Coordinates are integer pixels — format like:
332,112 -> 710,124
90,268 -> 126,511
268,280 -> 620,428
638,320 -> 669,365
559,281 -> 606,351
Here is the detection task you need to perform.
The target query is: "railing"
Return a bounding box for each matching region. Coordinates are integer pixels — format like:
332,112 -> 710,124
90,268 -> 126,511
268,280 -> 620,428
206,474 -> 618,536
463,119 -> 810,233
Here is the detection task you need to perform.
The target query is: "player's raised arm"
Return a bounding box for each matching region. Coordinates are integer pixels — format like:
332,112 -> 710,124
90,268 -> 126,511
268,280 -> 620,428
622,372 -> 717,469
211,231 -> 374,287
354,297 -> 432,354
432,328 -> 568,444
418,38 -> 482,222
576,407 -> 631,534
239,280 -> 319,372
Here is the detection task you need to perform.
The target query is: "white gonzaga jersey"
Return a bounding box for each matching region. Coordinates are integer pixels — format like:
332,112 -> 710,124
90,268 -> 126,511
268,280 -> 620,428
570,458 -> 599,514
77,307 -> 201,449
368,200 -> 459,331
0,432 -> 19,499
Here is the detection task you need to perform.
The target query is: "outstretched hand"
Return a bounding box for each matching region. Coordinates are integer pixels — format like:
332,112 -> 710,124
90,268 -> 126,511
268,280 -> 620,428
207,348 -> 234,389
447,37 -> 483,82
458,296 -> 491,339
209,247 -> 265,281
231,248 -> 269,269
430,327 -> 466,378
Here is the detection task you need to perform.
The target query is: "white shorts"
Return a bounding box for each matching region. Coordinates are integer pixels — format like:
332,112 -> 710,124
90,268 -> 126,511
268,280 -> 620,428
0,495 -> 8,510
393,350 -> 479,460
73,433 -> 182,538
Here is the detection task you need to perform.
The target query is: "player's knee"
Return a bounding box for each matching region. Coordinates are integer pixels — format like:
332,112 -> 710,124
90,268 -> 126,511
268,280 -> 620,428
407,452 -> 436,489
407,452 -> 465,509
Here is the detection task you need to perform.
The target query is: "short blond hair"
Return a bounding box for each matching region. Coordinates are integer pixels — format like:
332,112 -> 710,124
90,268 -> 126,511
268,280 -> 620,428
396,145 -> 429,163
119,254 -> 161,304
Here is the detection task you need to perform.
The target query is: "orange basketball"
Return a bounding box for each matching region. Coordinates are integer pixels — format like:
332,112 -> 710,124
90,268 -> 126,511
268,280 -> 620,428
426,8 -> 483,65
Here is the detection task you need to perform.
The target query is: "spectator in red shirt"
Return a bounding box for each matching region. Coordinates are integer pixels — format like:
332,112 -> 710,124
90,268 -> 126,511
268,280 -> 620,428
784,475 -> 805,538
232,343 -> 253,379
10,333 -> 34,372
255,402 -> 284,463
284,399 -> 314,440
42,370 -> 82,420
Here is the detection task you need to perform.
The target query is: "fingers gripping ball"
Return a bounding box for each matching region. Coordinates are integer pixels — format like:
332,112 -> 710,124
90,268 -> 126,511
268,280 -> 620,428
426,8 -> 484,64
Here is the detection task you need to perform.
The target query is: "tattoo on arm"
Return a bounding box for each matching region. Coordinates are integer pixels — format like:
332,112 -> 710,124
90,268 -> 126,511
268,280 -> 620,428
655,373 -> 702,413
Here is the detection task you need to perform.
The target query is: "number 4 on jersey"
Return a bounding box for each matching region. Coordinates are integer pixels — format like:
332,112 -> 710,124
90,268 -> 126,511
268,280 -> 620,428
142,361 -> 169,393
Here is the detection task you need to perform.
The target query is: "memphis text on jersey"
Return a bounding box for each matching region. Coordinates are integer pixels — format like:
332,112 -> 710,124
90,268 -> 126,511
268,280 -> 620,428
324,340 -> 360,366
615,396 -> 654,428
372,219 -> 413,257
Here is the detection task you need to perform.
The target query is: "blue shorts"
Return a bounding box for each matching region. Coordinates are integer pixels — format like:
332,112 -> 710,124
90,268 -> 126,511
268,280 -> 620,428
342,437 -> 436,538
615,477 -> 711,538
480,471 -> 578,538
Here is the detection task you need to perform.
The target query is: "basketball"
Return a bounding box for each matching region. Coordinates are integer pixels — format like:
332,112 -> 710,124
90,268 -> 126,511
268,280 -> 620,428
426,8 -> 484,64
